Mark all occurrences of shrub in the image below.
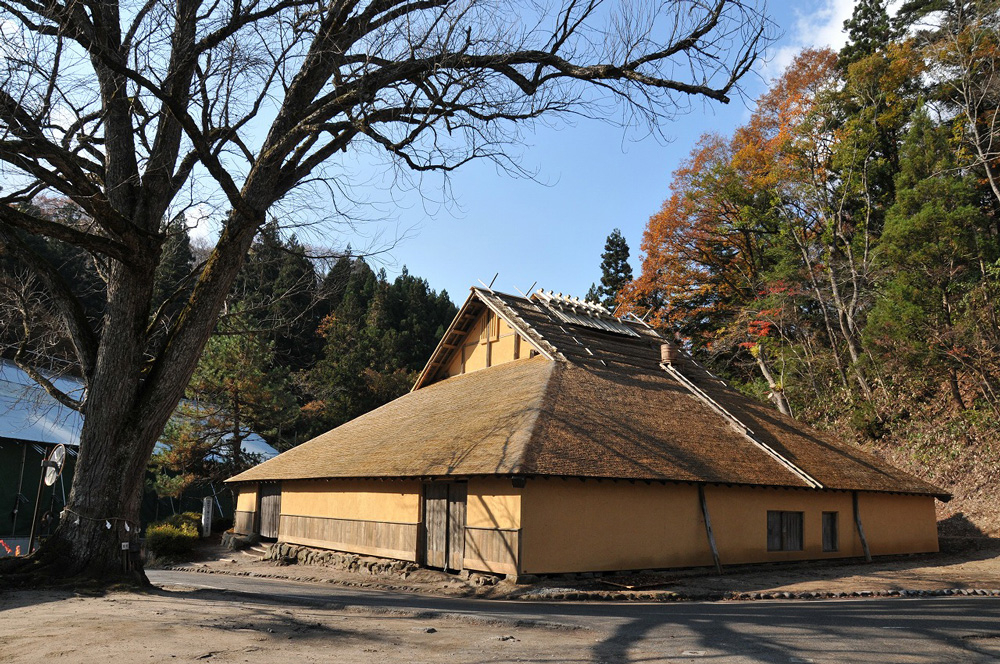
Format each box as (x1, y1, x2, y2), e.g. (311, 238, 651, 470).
(162, 511, 203, 535)
(146, 519, 199, 559)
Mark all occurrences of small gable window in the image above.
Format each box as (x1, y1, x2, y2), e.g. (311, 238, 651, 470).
(767, 511, 803, 551)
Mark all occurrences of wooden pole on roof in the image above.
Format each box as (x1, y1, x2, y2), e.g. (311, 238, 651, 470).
(698, 484, 723, 574)
(852, 491, 873, 563)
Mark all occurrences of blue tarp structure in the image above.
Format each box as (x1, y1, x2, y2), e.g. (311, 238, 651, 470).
(0, 360, 277, 548)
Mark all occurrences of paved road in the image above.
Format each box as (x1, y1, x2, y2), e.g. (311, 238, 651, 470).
(149, 570, 1000, 663)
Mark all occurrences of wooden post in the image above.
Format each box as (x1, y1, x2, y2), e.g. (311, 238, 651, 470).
(852, 491, 872, 563)
(11, 444, 26, 537)
(698, 484, 722, 574)
(27, 455, 48, 554)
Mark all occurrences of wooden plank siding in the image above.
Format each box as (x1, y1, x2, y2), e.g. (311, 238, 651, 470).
(279, 514, 419, 561)
(463, 526, 520, 575)
(447, 483, 467, 571)
(234, 510, 255, 535)
(424, 483, 449, 568)
(259, 483, 282, 538)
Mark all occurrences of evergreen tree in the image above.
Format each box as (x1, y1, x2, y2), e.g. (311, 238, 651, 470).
(151, 221, 195, 325)
(866, 106, 989, 410)
(231, 221, 322, 372)
(303, 261, 456, 436)
(593, 229, 633, 311)
(838, 0, 894, 71)
(150, 313, 297, 497)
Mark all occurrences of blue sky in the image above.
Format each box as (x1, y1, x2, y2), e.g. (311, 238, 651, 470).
(333, 0, 859, 305)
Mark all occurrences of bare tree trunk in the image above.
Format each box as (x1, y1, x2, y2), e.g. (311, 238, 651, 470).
(825, 245, 874, 401)
(754, 345, 793, 417)
(948, 368, 967, 412)
(24, 258, 159, 581)
(788, 216, 851, 390)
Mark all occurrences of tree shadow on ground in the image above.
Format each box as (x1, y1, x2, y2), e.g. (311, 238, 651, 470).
(590, 597, 1000, 663)
(939, 512, 991, 538)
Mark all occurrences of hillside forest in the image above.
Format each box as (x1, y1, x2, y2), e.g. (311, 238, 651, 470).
(620, 0, 1000, 536)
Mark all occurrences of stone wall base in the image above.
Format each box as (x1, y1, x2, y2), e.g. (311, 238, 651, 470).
(265, 542, 419, 577)
(221, 530, 259, 550)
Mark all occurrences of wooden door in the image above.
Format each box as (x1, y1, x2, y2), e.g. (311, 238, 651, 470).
(258, 483, 282, 539)
(447, 483, 467, 571)
(424, 483, 449, 568)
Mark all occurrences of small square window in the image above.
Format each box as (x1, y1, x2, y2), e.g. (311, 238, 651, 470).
(767, 511, 804, 551)
(823, 512, 839, 552)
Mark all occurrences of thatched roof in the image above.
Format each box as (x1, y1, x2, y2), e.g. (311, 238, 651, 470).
(228, 289, 948, 499)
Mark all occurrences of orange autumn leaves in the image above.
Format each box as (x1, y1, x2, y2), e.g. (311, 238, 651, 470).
(620, 50, 838, 335)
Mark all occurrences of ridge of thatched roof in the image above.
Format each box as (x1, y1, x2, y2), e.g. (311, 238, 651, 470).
(228, 288, 949, 500)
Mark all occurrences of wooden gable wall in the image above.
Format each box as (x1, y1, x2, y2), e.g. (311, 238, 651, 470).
(443, 308, 538, 380)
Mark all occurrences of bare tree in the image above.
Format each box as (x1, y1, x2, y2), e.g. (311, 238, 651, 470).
(919, 0, 1000, 209)
(0, 0, 772, 583)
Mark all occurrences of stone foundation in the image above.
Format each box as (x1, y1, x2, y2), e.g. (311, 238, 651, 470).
(264, 542, 419, 576)
(221, 530, 259, 550)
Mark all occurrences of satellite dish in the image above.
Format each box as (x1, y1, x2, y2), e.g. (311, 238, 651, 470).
(43, 444, 66, 486)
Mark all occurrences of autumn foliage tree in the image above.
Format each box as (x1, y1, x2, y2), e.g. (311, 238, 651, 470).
(624, 5, 1000, 453)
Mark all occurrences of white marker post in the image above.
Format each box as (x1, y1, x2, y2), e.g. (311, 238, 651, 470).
(201, 497, 213, 538)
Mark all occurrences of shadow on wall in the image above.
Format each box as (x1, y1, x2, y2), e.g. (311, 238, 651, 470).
(463, 491, 518, 574)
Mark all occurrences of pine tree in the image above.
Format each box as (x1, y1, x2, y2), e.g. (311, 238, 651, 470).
(594, 229, 633, 311)
(150, 314, 297, 496)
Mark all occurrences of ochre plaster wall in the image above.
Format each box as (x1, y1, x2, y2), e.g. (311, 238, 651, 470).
(858, 492, 939, 555)
(519, 480, 710, 574)
(464, 478, 523, 575)
(235, 484, 258, 512)
(519, 480, 940, 573)
(280, 479, 421, 523)
(706, 486, 857, 563)
(233, 484, 259, 534)
(444, 310, 536, 379)
(274, 479, 422, 561)
(467, 478, 521, 529)
(242, 476, 937, 573)
(704, 487, 938, 564)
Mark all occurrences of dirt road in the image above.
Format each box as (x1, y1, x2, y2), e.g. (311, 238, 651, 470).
(3, 569, 1000, 663)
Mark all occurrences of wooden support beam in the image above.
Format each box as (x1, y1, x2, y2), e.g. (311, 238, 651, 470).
(852, 491, 872, 563)
(698, 484, 723, 574)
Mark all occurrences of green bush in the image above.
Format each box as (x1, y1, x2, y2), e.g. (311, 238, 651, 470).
(162, 511, 203, 535)
(146, 519, 199, 559)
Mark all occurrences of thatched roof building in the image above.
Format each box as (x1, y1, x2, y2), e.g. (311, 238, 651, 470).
(228, 288, 946, 575)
